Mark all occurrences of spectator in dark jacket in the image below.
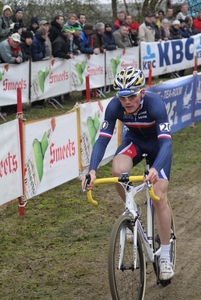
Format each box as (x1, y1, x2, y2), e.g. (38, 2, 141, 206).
(80, 23, 100, 55)
(11, 7, 26, 34)
(52, 25, 74, 59)
(31, 27, 47, 61)
(39, 20, 52, 57)
(92, 22, 106, 53)
(103, 23, 117, 50)
(27, 16, 39, 34)
(49, 15, 64, 44)
(170, 20, 183, 77)
(128, 22, 139, 46)
(20, 30, 33, 61)
(185, 16, 199, 36)
(179, 19, 191, 38)
(152, 14, 162, 41)
(169, 20, 182, 40)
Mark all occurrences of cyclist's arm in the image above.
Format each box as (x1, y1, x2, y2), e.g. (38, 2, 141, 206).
(82, 98, 120, 190)
(147, 93, 172, 172)
(84, 137, 113, 190)
(89, 136, 112, 171)
(88, 97, 121, 177)
(89, 99, 120, 171)
(152, 138, 172, 173)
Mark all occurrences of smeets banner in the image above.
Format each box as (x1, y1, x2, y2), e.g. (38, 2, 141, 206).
(0, 119, 23, 205)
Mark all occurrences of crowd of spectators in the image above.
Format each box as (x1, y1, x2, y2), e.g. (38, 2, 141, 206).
(1, 3, 201, 114)
(0, 4, 201, 63)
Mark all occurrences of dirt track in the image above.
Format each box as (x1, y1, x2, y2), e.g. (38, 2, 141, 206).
(145, 170, 201, 300)
(73, 169, 201, 300)
(0, 166, 201, 300)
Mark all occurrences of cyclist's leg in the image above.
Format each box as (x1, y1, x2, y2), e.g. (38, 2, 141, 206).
(152, 179, 171, 246)
(147, 142, 172, 248)
(152, 178, 174, 280)
(145, 142, 174, 280)
(112, 154, 133, 201)
(112, 139, 142, 201)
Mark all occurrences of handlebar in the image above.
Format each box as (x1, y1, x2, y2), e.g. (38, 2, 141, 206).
(84, 174, 160, 206)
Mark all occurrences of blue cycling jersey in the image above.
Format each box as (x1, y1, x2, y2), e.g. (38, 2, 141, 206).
(89, 91, 172, 177)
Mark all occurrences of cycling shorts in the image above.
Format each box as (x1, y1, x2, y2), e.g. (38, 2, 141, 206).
(114, 136, 171, 180)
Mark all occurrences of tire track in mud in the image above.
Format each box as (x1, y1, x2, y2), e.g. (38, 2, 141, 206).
(145, 182, 201, 300)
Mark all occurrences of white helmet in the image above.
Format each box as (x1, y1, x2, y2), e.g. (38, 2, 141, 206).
(113, 66, 145, 97)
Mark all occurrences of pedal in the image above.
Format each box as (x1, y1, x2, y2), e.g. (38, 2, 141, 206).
(160, 279, 171, 287)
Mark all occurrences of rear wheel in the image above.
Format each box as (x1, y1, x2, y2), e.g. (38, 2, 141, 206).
(108, 214, 146, 300)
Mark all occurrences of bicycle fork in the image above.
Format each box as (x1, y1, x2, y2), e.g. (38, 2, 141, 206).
(118, 227, 126, 270)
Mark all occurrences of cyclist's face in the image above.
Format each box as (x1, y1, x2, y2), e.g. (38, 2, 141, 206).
(119, 89, 145, 113)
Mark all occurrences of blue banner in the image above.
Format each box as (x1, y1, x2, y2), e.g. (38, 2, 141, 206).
(122, 74, 201, 138)
(147, 75, 197, 133)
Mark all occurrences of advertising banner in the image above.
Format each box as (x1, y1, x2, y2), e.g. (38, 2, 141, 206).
(30, 58, 71, 102)
(140, 34, 201, 77)
(147, 75, 201, 133)
(1, 73, 201, 207)
(193, 72, 201, 122)
(79, 99, 119, 176)
(105, 47, 139, 85)
(24, 113, 79, 199)
(0, 119, 22, 205)
(70, 53, 105, 91)
(0, 62, 29, 106)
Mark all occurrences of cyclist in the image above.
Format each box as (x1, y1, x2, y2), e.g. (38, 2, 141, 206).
(82, 66, 174, 281)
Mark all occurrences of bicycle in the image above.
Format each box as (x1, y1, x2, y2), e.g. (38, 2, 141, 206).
(83, 155, 176, 300)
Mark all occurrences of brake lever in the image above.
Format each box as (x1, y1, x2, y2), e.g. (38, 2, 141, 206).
(82, 174, 91, 193)
(144, 170, 152, 189)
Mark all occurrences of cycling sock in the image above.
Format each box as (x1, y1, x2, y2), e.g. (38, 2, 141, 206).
(160, 244, 170, 262)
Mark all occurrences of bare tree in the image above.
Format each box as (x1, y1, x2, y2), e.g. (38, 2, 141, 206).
(1, 0, 167, 26)
(110, 0, 167, 23)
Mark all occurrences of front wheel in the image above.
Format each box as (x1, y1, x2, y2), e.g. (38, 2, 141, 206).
(108, 214, 146, 300)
